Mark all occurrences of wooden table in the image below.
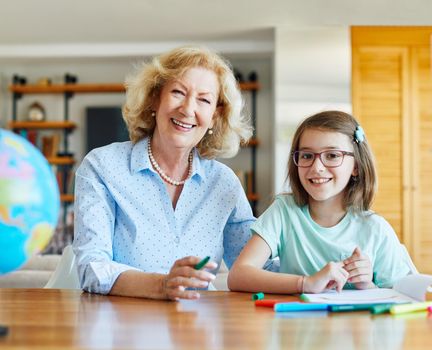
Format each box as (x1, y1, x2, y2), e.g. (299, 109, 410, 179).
(0, 289, 431, 349)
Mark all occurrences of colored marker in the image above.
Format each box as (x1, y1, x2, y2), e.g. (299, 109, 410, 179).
(329, 303, 396, 313)
(274, 302, 328, 312)
(255, 299, 281, 307)
(370, 303, 397, 315)
(194, 256, 210, 270)
(428, 306, 432, 313)
(252, 292, 265, 301)
(390, 301, 432, 315)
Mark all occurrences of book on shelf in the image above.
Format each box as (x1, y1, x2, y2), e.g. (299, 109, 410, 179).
(301, 274, 432, 305)
(18, 129, 28, 139)
(66, 169, 76, 195)
(42, 134, 60, 157)
(18, 129, 38, 147)
(54, 166, 65, 193)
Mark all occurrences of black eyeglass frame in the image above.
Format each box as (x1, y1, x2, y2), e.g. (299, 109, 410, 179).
(292, 150, 355, 168)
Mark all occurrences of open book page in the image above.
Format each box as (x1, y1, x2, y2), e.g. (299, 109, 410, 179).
(393, 274, 432, 302)
(301, 288, 416, 305)
(301, 274, 432, 304)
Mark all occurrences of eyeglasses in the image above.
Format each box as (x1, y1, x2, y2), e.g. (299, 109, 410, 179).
(292, 150, 354, 168)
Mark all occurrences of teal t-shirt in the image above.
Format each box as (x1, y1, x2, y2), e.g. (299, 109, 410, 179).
(250, 194, 415, 288)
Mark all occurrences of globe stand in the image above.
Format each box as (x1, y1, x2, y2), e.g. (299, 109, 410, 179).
(0, 325, 8, 337)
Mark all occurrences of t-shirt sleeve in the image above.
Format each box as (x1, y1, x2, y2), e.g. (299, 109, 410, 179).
(372, 217, 417, 288)
(250, 197, 286, 259)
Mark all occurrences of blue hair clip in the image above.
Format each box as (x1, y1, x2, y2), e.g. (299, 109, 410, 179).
(354, 125, 365, 144)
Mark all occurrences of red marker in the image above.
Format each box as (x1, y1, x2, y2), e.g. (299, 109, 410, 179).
(255, 299, 281, 307)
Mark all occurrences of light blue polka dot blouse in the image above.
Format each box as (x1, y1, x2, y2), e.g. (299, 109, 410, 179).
(72, 137, 255, 294)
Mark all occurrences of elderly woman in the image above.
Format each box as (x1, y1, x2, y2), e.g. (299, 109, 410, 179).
(73, 46, 254, 300)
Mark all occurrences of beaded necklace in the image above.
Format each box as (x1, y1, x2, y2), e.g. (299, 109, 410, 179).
(148, 139, 193, 186)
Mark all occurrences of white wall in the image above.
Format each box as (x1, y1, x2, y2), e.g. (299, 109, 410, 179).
(273, 26, 352, 193)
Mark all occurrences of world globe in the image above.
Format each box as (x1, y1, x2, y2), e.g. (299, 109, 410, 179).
(0, 129, 60, 275)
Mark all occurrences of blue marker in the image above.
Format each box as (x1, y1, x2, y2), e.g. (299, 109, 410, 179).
(274, 302, 328, 312)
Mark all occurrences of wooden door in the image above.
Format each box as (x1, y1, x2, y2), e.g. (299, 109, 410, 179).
(352, 47, 409, 243)
(352, 27, 432, 273)
(411, 47, 432, 273)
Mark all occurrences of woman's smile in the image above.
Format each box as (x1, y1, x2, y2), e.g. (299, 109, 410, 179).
(171, 118, 196, 130)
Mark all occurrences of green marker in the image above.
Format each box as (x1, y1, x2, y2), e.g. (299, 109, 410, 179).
(370, 303, 397, 315)
(252, 292, 265, 301)
(330, 303, 395, 313)
(194, 256, 210, 270)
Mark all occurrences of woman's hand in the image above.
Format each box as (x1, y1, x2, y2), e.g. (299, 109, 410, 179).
(303, 261, 349, 293)
(343, 247, 375, 290)
(163, 256, 217, 300)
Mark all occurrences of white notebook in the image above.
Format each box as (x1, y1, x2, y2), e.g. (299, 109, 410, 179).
(301, 274, 432, 305)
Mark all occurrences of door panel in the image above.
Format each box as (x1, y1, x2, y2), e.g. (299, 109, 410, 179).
(413, 47, 432, 273)
(353, 48, 406, 241)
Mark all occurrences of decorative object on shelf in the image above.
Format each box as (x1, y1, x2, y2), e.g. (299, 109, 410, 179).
(248, 71, 258, 82)
(12, 74, 26, 85)
(28, 101, 46, 122)
(41, 134, 60, 157)
(64, 73, 78, 84)
(233, 68, 244, 83)
(36, 77, 52, 86)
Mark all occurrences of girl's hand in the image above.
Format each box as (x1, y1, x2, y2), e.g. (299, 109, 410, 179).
(343, 247, 375, 290)
(304, 261, 349, 293)
(162, 256, 217, 300)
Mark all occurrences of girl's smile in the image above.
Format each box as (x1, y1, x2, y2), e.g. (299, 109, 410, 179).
(308, 177, 332, 184)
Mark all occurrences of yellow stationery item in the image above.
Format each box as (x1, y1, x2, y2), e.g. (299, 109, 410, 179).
(390, 301, 432, 315)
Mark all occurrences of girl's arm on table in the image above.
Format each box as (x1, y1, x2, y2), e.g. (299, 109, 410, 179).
(228, 234, 349, 294)
(227, 235, 303, 294)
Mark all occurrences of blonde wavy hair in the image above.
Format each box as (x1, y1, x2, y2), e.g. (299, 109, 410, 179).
(122, 46, 252, 159)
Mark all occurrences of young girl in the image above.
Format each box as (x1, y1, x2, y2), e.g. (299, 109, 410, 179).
(228, 111, 416, 294)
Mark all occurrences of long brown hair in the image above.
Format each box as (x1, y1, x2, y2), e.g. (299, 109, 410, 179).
(287, 110, 377, 212)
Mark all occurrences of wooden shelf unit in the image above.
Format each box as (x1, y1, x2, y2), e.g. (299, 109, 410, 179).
(246, 193, 260, 202)
(9, 81, 257, 94)
(237, 80, 260, 212)
(238, 81, 260, 91)
(60, 194, 74, 203)
(9, 121, 76, 130)
(46, 157, 75, 166)
(242, 137, 260, 147)
(9, 83, 125, 94)
(7, 77, 126, 206)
